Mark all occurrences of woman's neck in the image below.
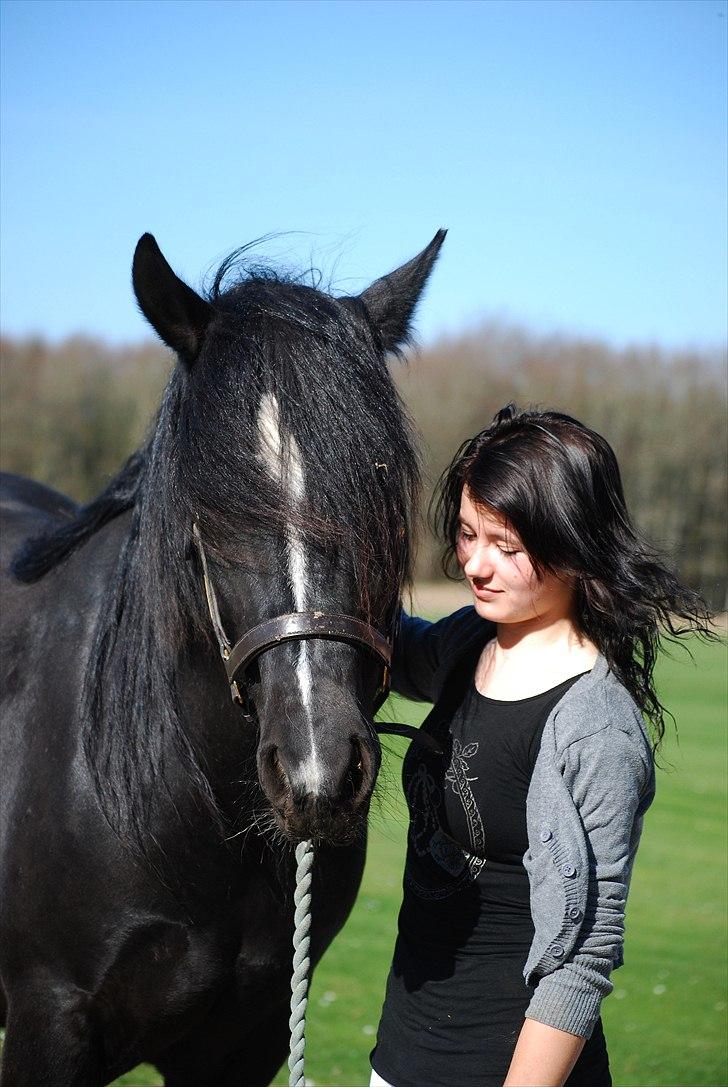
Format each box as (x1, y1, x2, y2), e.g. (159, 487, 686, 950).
(494, 611, 588, 652)
(475, 615, 598, 700)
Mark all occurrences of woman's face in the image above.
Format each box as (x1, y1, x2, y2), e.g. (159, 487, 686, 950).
(456, 488, 575, 626)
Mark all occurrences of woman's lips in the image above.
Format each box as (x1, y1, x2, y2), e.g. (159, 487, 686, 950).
(471, 581, 503, 597)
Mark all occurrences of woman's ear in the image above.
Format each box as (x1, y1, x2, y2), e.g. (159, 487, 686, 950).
(132, 233, 214, 367)
(359, 229, 446, 354)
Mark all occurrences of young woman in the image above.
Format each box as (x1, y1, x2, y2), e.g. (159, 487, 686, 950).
(369, 405, 714, 1087)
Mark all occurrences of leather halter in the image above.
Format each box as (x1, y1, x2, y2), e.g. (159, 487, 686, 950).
(192, 523, 391, 717)
(191, 524, 440, 752)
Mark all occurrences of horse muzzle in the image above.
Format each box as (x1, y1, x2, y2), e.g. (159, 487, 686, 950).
(258, 733, 378, 844)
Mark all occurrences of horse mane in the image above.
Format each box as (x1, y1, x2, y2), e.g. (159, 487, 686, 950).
(12, 448, 149, 582)
(14, 251, 421, 861)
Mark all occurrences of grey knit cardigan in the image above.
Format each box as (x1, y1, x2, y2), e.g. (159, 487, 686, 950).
(392, 607, 656, 1040)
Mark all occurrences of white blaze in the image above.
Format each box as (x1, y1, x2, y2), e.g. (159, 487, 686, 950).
(257, 393, 320, 792)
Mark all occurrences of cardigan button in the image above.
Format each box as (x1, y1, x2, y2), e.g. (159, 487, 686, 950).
(539, 827, 553, 843)
(550, 943, 565, 957)
(561, 863, 577, 878)
(568, 907, 582, 922)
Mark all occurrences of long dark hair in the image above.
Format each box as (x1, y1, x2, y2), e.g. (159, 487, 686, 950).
(433, 403, 717, 752)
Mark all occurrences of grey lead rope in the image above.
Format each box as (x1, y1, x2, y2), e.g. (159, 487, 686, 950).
(288, 839, 314, 1087)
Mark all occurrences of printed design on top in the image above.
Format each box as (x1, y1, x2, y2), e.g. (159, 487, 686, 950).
(404, 737, 487, 900)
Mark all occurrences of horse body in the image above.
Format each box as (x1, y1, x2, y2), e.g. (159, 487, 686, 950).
(1, 477, 369, 1085)
(0, 231, 444, 1085)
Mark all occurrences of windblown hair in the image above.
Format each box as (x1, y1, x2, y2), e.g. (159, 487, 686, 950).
(13, 254, 420, 854)
(433, 403, 716, 752)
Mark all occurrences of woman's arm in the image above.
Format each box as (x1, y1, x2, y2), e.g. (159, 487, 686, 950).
(523, 722, 652, 1038)
(392, 605, 494, 704)
(392, 606, 487, 702)
(391, 612, 440, 702)
(503, 1019, 585, 1087)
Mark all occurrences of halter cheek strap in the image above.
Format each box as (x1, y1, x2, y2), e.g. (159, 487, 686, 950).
(193, 521, 234, 661)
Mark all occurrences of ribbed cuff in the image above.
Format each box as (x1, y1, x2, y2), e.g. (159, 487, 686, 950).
(525, 971, 609, 1039)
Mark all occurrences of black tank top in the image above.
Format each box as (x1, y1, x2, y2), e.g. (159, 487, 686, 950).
(372, 669, 611, 1087)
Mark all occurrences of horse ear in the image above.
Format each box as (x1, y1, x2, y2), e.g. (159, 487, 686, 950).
(359, 229, 447, 353)
(132, 234, 214, 366)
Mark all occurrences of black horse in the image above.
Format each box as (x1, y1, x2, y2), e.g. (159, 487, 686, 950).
(0, 230, 444, 1086)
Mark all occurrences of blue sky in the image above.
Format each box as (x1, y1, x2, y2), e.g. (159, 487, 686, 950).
(1, 0, 726, 349)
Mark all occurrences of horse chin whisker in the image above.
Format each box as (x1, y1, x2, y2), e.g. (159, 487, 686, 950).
(223, 802, 280, 850)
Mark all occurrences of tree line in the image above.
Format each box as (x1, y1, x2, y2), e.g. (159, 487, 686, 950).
(1, 325, 725, 609)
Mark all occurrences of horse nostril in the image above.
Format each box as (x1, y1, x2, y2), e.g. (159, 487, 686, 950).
(261, 744, 289, 800)
(345, 738, 367, 801)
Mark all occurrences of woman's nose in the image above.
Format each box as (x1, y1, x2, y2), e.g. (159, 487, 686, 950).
(463, 545, 493, 579)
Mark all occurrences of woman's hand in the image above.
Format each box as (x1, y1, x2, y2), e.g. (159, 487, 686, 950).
(503, 1018, 586, 1087)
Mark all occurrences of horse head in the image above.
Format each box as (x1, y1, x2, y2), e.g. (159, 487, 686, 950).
(130, 230, 445, 845)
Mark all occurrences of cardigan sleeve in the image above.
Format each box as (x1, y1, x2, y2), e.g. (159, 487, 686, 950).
(524, 719, 654, 1038)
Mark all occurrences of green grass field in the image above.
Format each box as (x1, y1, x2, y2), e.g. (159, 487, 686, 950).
(105, 637, 727, 1086)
